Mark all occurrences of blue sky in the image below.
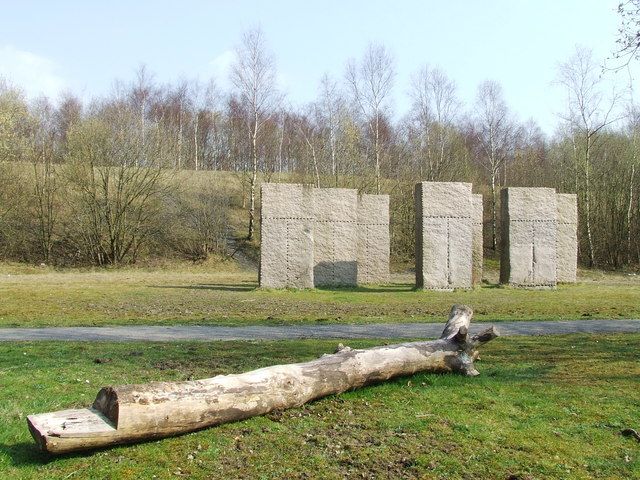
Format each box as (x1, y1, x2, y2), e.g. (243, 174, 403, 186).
(0, 1, 635, 134)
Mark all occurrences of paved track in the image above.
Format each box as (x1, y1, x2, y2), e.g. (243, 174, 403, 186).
(1, 319, 639, 341)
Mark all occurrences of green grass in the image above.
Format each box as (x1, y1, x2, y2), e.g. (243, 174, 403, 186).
(0, 265, 639, 327)
(1, 335, 638, 479)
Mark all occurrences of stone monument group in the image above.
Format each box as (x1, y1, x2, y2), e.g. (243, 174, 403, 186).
(259, 182, 577, 290)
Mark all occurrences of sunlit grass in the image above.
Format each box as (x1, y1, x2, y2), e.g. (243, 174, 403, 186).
(0, 335, 638, 479)
(0, 264, 638, 327)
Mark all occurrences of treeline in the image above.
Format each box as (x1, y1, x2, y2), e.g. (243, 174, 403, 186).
(0, 30, 638, 269)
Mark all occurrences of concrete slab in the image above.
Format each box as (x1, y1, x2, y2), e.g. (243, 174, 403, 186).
(357, 194, 390, 284)
(556, 193, 578, 283)
(500, 187, 557, 287)
(415, 182, 473, 290)
(259, 183, 315, 289)
(313, 188, 358, 287)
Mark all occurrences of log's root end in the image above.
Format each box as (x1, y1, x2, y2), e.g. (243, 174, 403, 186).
(442, 306, 500, 377)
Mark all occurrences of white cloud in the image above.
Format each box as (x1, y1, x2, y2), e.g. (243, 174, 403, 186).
(276, 72, 290, 92)
(0, 45, 66, 99)
(207, 50, 235, 88)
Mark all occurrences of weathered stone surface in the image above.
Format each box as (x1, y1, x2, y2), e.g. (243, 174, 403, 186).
(313, 188, 358, 287)
(415, 182, 473, 290)
(556, 193, 578, 283)
(500, 187, 557, 287)
(357, 194, 390, 284)
(472, 194, 484, 286)
(259, 183, 315, 289)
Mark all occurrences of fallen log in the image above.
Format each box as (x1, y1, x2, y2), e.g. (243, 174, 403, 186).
(27, 304, 498, 454)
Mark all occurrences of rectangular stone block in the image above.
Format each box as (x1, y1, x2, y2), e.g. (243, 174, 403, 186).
(415, 182, 473, 290)
(259, 183, 315, 288)
(500, 187, 557, 287)
(357, 194, 390, 284)
(313, 188, 358, 287)
(472, 194, 483, 286)
(556, 193, 577, 283)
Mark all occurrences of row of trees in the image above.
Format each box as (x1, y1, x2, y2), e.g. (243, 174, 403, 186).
(0, 80, 231, 265)
(0, 28, 639, 269)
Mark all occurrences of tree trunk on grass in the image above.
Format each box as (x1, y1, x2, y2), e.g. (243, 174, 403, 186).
(27, 305, 498, 454)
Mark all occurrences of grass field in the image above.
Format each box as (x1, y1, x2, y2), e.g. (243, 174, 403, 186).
(0, 335, 638, 479)
(0, 262, 639, 327)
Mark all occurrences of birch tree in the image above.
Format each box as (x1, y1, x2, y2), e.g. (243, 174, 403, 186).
(230, 27, 281, 240)
(31, 97, 59, 262)
(345, 43, 395, 194)
(408, 66, 463, 181)
(625, 104, 639, 264)
(557, 46, 624, 266)
(472, 80, 518, 252)
(318, 73, 344, 186)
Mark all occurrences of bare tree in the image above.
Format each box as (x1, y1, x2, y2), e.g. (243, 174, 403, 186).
(0, 83, 31, 244)
(625, 104, 640, 264)
(471, 80, 518, 252)
(54, 93, 82, 150)
(230, 27, 281, 240)
(557, 46, 625, 266)
(188, 80, 219, 172)
(408, 65, 463, 181)
(318, 73, 344, 186)
(65, 104, 170, 266)
(295, 106, 323, 187)
(611, 0, 640, 68)
(345, 43, 395, 194)
(31, 97, 59, 262)
(128, 65, 156, 162)
(199, 79, 223, 170)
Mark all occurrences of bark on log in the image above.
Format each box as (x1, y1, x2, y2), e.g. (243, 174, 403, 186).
(27, 305, 498, 454)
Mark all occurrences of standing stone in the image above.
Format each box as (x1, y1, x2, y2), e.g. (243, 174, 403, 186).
(313, 188, 358, 287)
(259, 183, 315, 289)
(415, 182, 473, 290)
(556, 193, 578, 283)
(472, 194, 484, 286)
(500, 187, 557, 287)
(357, 194, 390, 285)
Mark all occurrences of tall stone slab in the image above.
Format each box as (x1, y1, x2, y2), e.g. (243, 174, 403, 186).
(500, 187, 557, 288)
(313, 188, 358, 287)
(357, 194, 390, 285)
(259, 183, 315, 289)
(472, 194, 484, 286)
(415, 182, 473, 290)
(556, 193, 578, 283)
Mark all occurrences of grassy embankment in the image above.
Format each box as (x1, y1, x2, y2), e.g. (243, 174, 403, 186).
(0, 335, 638, 479)
(0, 261, 638, 327)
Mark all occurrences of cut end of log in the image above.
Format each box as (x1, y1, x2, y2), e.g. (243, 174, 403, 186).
(27, 408, 117, 454)
(453, 325, 469, 343)
(93, 387, 120, 426)
(26, 415, 47, 452)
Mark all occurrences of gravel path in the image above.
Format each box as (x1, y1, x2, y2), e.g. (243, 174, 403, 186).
(1, 319, 639, 342)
